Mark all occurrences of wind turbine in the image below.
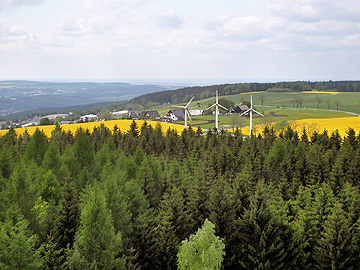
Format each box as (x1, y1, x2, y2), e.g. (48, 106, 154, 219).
(206, 90, 229, 130)
(173, 96, 194, 129)
(239, 95, 264, 137)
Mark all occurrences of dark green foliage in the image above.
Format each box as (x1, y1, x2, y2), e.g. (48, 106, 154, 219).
(315, 203, 358, 269)
(236, 181, 304, 270)
(53, 181, 80, 267)
(39, 117, 53, 126)
(38, 234, 63, 270)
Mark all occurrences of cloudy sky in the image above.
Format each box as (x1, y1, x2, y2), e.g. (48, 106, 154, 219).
(0, 0, 359, 83)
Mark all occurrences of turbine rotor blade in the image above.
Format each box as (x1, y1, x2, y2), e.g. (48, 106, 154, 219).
(206, 104, 216, 111)
(173, 105, 185, 108)
(239, 109, 251, 117)
(250, 108, 264, 117)
(185, 96, 195, 108)
(218, 104, 229, 111)
(186, 109, 192, 121)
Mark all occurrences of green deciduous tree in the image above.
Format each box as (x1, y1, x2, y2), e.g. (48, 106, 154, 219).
(177, 219, 225, 270)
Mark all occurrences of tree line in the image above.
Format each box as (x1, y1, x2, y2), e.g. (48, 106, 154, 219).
(1, 122, 360, 269)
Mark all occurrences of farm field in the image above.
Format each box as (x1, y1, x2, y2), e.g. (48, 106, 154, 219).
(0, 120, 184, 138)
(241, 116, 360, 138)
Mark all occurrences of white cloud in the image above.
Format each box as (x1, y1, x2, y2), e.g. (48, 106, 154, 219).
(266, 0, 360, 22)
(0, 0, 45, 12)
(1, 0, 360, 80)
(149, 8, 183, 28)
(65, 0, 155, 13)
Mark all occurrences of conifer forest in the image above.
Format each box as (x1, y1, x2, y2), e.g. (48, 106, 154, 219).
(2, 121, 360, 269)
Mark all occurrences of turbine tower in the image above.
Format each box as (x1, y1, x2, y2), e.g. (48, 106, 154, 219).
(173, 96, 194, 129)
(239, 95, 264, 137)
(206, 90, 229, 130)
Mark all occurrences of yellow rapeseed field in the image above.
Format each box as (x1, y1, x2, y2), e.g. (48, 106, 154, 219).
(0, 120, 184, 138)
(301, 91, 341, 95)
(245, 116, 360, 138)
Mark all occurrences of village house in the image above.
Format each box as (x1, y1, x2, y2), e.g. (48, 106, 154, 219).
(143, 111, 160, 119)
(129, 111, 140, 120)
(230, 105, 249, 114)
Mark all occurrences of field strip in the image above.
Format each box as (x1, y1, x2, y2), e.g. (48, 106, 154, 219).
(241, 116, 360, 138)
(0, 120, 184, 138)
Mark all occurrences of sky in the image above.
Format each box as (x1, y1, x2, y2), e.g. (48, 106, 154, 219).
(0, 0, 359, 83)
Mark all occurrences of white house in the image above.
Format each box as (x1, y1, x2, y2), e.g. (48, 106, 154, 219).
(111, 110, 129, 117)
(80, 114, 98, 122)
(189, 109, 204, 116)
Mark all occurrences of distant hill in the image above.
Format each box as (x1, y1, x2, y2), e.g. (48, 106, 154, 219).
(0, 80, 177, 118)
(0, 100, 126, 121)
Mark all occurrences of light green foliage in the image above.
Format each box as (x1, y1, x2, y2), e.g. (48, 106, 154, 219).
(0, 219, 42, 269)
(177, 219, 225, 270)
(42, 142, 61, 173)
(24, 128, 48, 166)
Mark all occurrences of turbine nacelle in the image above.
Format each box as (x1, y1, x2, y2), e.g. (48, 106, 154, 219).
(238, 95, 264, 137)
(173, 96, 195, 129)
(205, 90, 229, 130)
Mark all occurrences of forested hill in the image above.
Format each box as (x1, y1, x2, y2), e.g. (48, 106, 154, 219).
(131, 80, 360, 105)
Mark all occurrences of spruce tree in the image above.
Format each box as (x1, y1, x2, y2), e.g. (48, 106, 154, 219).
(315, 203, 357, 269)
(155, 186, 190, 270)
(42, 142, 61, 175)
(237, 181, 303, 270)
(24, 128, 48, 166)
(54, 181, 80, 258)
(69, 184, 125, 269)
